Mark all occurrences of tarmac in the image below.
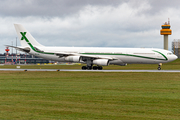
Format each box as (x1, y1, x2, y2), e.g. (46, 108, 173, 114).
(0, 69, 180, 72)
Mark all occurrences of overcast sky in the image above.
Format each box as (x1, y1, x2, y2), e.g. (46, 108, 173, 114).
(1, 0, 180, 53)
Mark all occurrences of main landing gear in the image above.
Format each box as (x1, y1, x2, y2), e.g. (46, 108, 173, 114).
(82, 66, 103, 70)
(157, 63, 162, 70)
(81, 58, 103, 70)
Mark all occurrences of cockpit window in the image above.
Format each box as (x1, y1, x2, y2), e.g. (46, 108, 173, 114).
(167, 53, 173, 55)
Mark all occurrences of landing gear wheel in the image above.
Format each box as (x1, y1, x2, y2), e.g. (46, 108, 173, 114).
(157, 63, 162, 70)
(157, 67, 161, 70)
(93, 66, 98, 70)
(82, 66, 87, 70)
(87, 66, 92, 70)
(97, 66, 103, 70)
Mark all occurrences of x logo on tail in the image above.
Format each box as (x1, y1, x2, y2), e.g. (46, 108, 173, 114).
(20, 32, 29, 42)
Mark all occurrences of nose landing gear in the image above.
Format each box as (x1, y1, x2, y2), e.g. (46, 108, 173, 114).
(157, 63, 162, 70)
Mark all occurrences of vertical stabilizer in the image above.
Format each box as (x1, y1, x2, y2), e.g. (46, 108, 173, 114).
(14, 24, 44, 47)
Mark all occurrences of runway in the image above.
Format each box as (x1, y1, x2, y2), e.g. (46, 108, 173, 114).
(0, 69, 180, 72)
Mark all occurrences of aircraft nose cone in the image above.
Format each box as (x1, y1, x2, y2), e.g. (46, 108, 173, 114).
(174, 55, 178, 60)
(169, 55, 178, 61)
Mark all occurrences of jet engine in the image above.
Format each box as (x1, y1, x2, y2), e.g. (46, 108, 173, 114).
(65, 56, 80, 62)
(93, 59, 109, 66)
(109, 60, 127, 66)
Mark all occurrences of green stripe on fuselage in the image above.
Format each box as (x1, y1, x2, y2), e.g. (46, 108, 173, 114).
(81, 52, 167, 61)
(152, 50, 168, 60)
(28, 42, 54, 55)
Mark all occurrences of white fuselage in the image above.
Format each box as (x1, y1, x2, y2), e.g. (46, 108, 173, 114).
(28, 46, 177, 65)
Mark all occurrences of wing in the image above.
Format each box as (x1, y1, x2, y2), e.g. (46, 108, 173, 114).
(53, 51, 116, 60)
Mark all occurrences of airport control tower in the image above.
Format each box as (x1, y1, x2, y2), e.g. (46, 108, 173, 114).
(160, 19, 172, 50)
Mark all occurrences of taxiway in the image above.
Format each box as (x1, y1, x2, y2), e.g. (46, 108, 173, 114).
(0, 69, 180, 72)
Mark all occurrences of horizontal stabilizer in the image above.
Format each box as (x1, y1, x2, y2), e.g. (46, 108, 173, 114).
(5, 45, 30, 53)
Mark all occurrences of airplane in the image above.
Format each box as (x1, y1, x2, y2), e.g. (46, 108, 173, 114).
(6, 24, 177, 70)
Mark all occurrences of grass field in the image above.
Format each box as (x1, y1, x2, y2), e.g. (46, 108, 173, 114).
(0, 71, 180, 120)
(0, 59, 180, 119)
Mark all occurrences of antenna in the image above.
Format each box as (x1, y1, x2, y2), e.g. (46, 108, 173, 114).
(12, 41, 13, 54)
(16, 37, 17, 55)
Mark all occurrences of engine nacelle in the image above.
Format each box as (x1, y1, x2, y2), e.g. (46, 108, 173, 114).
(118, 63, 127, 66)
(93, 59, 109, 66)
(109, 60, 127, 66)
(65, 56, 80, 62)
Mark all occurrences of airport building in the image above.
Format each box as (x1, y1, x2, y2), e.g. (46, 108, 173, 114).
(0, 53, 49, 64)
(172, 39, 180, 58)
(0, 46, 50, 64)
